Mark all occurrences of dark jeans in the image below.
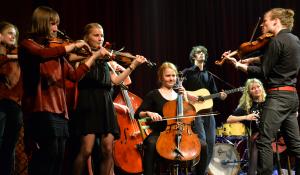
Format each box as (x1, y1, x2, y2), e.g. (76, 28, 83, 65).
(193, 115, 216, 175)
(0, 99, 23, 175)
(25, 112, 68, 175)
(256, 91, 300, 175)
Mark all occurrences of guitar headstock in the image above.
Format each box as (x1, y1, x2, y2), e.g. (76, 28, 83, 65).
(238, 86, 245, 92)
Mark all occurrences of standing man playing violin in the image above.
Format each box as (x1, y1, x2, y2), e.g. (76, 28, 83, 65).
(18, 6, 111, 175)
(224, 8, 300, 175)
(0, 21, 22, 175)
(182, 45, 227, 175)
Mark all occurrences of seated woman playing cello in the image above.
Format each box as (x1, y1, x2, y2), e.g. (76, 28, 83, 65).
(135, 62, 188, 175)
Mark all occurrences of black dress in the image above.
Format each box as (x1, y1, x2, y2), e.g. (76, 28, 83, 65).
(72, 60, 120, 139)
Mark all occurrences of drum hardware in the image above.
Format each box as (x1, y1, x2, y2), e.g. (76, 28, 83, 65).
(221, 159, 248, 165)
(224, 137, 234, 145)
(208, 143, 241, 175)
(210, 134, 250, 175)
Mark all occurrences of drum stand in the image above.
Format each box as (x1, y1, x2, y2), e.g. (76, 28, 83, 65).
(163, 162, 189, 175)
(240, 136, 250, 173)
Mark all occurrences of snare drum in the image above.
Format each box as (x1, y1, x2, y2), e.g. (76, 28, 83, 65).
(222, 122, 246, 137)
(216, 126, 224, 137)
(208, 143, 240, 175)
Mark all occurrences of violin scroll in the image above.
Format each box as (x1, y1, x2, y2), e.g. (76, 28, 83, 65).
(215, 33, 273, 66)
(215, 50, 238, 66)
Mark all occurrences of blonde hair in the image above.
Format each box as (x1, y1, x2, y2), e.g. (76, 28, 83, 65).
(267, 8, 295, 31)
(0, 21, 19, 46)
(30, 6, 60, 37)
(83, 23, 103, 42)
(238, 78, 266, 113)
(157, 62, 178, 84)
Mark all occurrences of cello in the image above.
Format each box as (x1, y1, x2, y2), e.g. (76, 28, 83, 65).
(156, 74, 201, 175)
(111, 63, 145, 174)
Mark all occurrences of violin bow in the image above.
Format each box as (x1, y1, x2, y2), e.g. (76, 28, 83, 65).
(249, 17, 261, 42)
(139, 112, 220, 123)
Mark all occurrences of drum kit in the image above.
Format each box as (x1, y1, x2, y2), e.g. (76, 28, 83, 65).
(209, 122, 249, 175)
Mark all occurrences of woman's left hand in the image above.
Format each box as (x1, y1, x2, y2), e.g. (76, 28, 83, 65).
(219, 91, 227, 100)
(130, 55, 147, 69)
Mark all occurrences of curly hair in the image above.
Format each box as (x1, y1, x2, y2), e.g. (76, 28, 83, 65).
(189, 45, 208, 64)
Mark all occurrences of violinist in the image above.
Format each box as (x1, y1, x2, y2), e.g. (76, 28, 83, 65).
(135, 62, 188, 175)
(71, 23, 146, 175)
(0, 21, 22, 175)
(18, 6, 111, 175)
(224, 8, 300, 175)
(182, 45, 227, 175)
(226, 78, 266, 175)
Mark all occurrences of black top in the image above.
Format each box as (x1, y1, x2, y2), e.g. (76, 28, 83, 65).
(78, 60, 112, 89)
(232, 101, 264, 133)
(182, 65, 218, 93)
(135, 89, 169, 132)
(262, 29, 300, 88)
(248, 29, 300, 88)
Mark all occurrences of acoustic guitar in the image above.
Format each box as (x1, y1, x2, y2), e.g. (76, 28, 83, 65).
(187, 87, 244, 112)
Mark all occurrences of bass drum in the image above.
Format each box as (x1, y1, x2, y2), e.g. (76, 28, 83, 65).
(208, 143, 240, 175)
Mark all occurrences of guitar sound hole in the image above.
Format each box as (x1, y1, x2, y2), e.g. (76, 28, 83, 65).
(198, 96, 204, 102)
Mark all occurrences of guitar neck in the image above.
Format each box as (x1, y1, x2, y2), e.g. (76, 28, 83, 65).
(203, 87, 243, 100)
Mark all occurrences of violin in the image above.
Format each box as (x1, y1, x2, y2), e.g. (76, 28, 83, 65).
(215, 33, 273, 66)
(103, 42, 156, 68)
(48, 30, 92, 57)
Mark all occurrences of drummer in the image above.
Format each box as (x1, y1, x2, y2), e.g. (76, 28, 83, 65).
(226, 78, 266, 175)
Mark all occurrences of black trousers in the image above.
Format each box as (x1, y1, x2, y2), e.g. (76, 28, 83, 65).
(256, 91, 300, 175)
(25, 112, 68, 175)
(142, 132, 160, 175)
(0, 99, 22, 175)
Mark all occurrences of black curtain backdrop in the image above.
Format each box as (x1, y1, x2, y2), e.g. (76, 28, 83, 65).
(1, 0, 300, 126)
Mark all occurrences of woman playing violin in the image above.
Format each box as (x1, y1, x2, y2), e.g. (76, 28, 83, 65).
(0, 21, 22, 175)
(71, 23, 147, 175)
(135, 62, 188, 175)
(18, 6, 111, 175)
